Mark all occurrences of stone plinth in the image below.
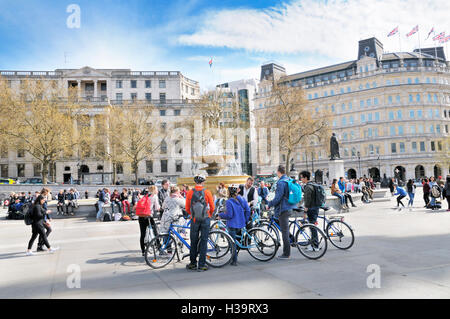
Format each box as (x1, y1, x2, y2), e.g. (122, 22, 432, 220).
(328, 160, 345, 182)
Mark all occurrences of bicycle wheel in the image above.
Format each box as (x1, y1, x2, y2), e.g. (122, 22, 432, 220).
(210, 220, 227, 232)
(246, 228, 278, 262)
(257, 221, 280, 245)
(144, 234, 177, 269)
(205, 230, 235, 268)
(295, 224, 327, 260)
(326, 220, 354, 250)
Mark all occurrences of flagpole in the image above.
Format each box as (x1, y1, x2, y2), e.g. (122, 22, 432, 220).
(398, 29, 402, 52)
(417, 26, 421, 55)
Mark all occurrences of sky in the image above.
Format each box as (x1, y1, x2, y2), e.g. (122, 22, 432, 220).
(0, 0, 449, 90)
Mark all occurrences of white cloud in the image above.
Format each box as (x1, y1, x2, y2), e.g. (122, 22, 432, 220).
(178, 0, 450, 60)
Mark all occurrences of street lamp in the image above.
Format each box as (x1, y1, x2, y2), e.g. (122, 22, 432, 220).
(377, 155, 381, 182)
(357, 151, 361, 178)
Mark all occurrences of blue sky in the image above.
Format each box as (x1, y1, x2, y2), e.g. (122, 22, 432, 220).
(0, 0, 448, 89)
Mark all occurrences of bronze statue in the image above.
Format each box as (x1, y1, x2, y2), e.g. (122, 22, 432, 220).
(330, 133, 340, 160)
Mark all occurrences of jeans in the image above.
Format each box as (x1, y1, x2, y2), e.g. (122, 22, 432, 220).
(306, 207, 319, 248)
(332, 193, 345, 205)
(189, 217, 210, 267)
(278, 210, 291, 257)
(407, 192, 415, 206)
(111, 201, 122, 214)
(122, 200, 131, 214)
(96, 201, 105, 219)
(227, 227, 239, 263)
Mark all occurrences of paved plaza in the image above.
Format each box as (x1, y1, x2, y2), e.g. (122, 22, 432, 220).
(0, 188, 449, 299)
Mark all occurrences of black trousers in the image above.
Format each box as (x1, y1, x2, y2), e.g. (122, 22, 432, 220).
(38, 223, 52, 248)
(28, 222, 50, 250)
(139, 217, 158, 253)
(424, 193, 431, 206)
(446, 196, 450, 210)
(343, 193, 354, 206)
(278, 210, 291, 257)
(397, 195, 406, 207)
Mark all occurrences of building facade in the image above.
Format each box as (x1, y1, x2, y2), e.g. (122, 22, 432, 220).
(0, 66, 201, 184)
(254, 38, 450, 183)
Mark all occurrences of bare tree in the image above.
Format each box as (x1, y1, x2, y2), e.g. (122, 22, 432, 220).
(258, 82, 331, 169)
(0, 77, 91, 183)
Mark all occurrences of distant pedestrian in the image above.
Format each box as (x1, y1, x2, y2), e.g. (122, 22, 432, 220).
(406, 179, 416, 210)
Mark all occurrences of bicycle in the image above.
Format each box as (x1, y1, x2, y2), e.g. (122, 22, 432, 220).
(256, 207, 328, 260)
(145, 218, 235, 269)
(316, 206, 355, 250)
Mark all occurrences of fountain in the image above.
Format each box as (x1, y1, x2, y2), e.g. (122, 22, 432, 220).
(177, 138, 250, 193)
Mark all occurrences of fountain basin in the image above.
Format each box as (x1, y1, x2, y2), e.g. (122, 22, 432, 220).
(177, 175, 250, 194)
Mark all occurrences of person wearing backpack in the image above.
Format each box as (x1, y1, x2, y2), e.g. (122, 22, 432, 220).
(265, 165, 298, 260)
(26, 195, 59, 256)
(423, 178, 431, 207)
(137, 186, 160, 256)
(185, 175, 215, 271)
(429, 177, 440, 210)
(218, 184, 251, 266)
(300, 171, 323, 252)
(96, 188, 107, 222)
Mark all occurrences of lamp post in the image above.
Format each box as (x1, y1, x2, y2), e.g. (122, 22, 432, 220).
(311, 152, 315, 178)
(357, 151, 361, 178)
(377, 155, 381, 182)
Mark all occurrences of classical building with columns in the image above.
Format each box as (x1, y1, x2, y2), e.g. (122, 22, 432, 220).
(0, 66, 201, 184)
(253, 38, 450, 183)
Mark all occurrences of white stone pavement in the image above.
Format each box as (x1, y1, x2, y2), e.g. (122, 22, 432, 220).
(0, 188, 449, 299)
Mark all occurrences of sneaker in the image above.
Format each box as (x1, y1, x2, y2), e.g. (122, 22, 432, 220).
(230, 261, 238, 266)
(351, 204, 357, 207)
(36, 246, 46, 252)
(277, 254, 290, 260)
(186, 263, 197, 271)
(197, 265, 208, 272)
(49, 247, 60, 253)
(304, 245, 320, 252)
(26, 251, 34, 256)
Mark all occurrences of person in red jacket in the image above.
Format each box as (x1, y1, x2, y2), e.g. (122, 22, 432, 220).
(185, 175, 214, 271)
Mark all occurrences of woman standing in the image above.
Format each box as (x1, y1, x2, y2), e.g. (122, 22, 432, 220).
(406, 179, 416, 210)
(138, 185, 160, 256)
(26, 195, 59, 256)
(423, 178, 431, 207)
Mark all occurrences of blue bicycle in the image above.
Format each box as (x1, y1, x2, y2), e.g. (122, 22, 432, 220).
(145, 219, 235, 269)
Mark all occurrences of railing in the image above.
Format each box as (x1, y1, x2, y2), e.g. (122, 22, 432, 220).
(0, 70, 63, 77)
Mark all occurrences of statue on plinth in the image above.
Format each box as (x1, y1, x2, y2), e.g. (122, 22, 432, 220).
(330, 133, 340, 160)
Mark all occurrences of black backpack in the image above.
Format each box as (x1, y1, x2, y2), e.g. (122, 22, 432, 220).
(103, 211, 112, 222)
(309, 183, 326, 207)
(190, 189, 208, 223)
(23, 204, 33, 225)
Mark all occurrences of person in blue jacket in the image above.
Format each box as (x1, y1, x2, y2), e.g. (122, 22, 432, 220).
(393, 184, 407, 210)
(218, 184, 250, 266)
(266, 165, 297, 259)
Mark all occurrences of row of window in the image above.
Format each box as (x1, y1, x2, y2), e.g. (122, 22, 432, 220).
(0, 163, 41, 178)
(115, 92, 166, 101)
(391, 141, 443, 154)
(116, 80, 165, 89)
(307, 76, 447, 100)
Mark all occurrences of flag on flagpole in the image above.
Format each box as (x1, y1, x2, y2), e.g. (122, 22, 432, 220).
(387, 26, 398, 37)
(433, 32, 445, 41)
(406, 25, 419, 37)
(209, 58, 213, 68)
(426, 27, 435, 40)
(439, 35, 450, 43)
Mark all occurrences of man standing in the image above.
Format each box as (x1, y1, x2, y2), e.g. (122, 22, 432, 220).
(258, 181, 269, 206)
(96, 188, 106, 222)
(185, 175, 215, 271)
(239, 177, 258, 209)
(266, 165, 297, 259)
(300, 171, 320, 252)
(158, 179, 170, 218)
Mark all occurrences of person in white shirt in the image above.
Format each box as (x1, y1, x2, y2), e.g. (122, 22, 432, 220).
(239, 177, 259, 209)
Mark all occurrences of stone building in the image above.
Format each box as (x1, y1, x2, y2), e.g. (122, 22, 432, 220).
(0, 67, 201, 184)
(253, 38, 450, 183)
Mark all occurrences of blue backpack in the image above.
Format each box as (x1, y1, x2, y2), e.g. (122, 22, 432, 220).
(285, 179, 302, 205)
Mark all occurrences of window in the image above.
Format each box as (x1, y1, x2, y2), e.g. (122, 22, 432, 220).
(145, 80, 151, 88)
(410, 126, 416, 134)
(308, 94, 312, 100)
(347, 87, 351, 93)
(33, 163, 41, 177)
(324, 91, 328, 97)
(160, 160, 168, 173)
(433, 94, 438, 102)
(131, 93, 137, 101)
(131, 80, 137, 88)
(408, 78, 412, 84)
(390, 126, 396, 136)
(436, 124, 441, 134)
(418, 125, 424, 134)
(388, 96, 393, 104)
(360, 114, 366, 123)
(438, 141, 443, 151)
(388, 111, 394, 120)
(176, 160, 182, 173)
(375, 112, 380, 121)
(368, 113, 373, 121)
(341, 103, 345, 111)
(341, 117, 347, 126)
(416, 94, 421, 102)
(0, 164, 8, 178)
(17, 149, 25, 158)
(159, 80, 166, 88)
(417, 110, 423, 118)
(430, 125, 434, 133)
(116, 163, 123, 174)
(420, 141, 425, 152)
(340, 88, 344, 94)
(100, 83, 107, 91)
(397, 110, 402, 119)
(331, 105, 335, 112)
(398, 126, 404, 135)
(435, 109, 440, 118)
(360, 100, 364, 108)
(145, 93, 151, 101)
(409, 110, 415, 118)
(367, 99, 372, 107)
(391, 143, 397, 153)
(116, 80, 122, 88)
(314, 93, 318, 99)
(17, 164, 25, 177)
(399, 142, 405, 153)
(160, 110, 166, 116)
(415, 77, 419, 84)
(160, 141, 167, 154)
(372, 82, 377, 88)
(396, 95, 401, 103)
(409, 94, 413, 103)
(348, 102, 352, 110)
(349, 116, 354, 125)
(116, 93, 123, 101)
(431, 141, 436, 151)
(146, 161, 153, 173)
(159, 93, 166, 102)
(412, 142, 417, 152)
(174, 109, 181, 116)
(160, 122, 167, 132)
(330, 90, 335, 96)
(374, 97, 379, 106)
(386, 80, 392, 86)
(428, 93, 432, 102)
(428, 109, 433, 118)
